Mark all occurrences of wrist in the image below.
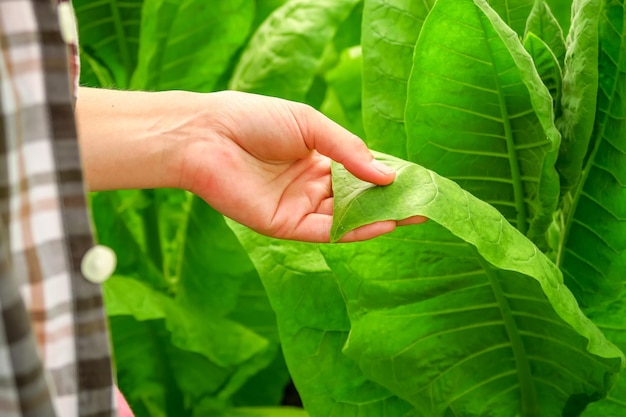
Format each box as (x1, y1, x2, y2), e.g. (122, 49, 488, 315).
(76, 88, 209, 192)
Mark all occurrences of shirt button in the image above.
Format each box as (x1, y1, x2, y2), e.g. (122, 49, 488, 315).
(81, 245, 117, 284)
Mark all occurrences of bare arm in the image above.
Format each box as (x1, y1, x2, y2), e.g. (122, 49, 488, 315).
(75, 87, 425, 242)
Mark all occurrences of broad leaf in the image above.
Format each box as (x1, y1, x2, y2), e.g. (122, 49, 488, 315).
(361, 0, 435, 156)
(104, 275, 276, 414)
(73, 0, 143, 87)
(320, 46, 366, 138)
(559, 0, 626, 310)
(252, 0, 290, 28)
(229, 223, 420, 417)
(79, 48, 116, 88)
(91, 190, 168, 291)
(488, 0, 535, 35)
(546, 0, 573, 33)
(583, 291, 626, 415)
(525, 0, 567, 67)
(216, 406, 309, 417)
(175, 197, 257, 316)
(109, 316, 182, 417)
(131, 0, 254, 91)
(229, 0, 359, 101)
(333, 1, 363, 52)
(555, 0, 601, 195)
(405, 0, 560, 247)
(328, 152, 623, 416)
(523, 32, 563, 116)
(94, 190, 286, 414)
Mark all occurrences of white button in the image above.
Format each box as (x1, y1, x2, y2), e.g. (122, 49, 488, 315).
(57, 2, 78, 45)
(81, 245, 117, 284)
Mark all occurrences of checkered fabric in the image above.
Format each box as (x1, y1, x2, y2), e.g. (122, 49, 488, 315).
(0, 0, 115, 416)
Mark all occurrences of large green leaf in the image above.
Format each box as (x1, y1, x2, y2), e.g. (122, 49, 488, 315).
(555, 0, 601, 195)
(229, 223, 420, 417)
(405, 0, 560, 247)
(73, 0, 143, 87)
(130, 0, 254, 91)
(558, 0, 626, 310)
(328, 152, 623, 416)
(109, 316, 183, 417)
(229, 0, 358, 101)
(104, 274, 276, 415)
(488, 0, 535, 35)
(79, 48, 116, 88)
(583, 292, 626, 415)
(523, 33, 563, 118)
(175, 197, 256, 316)
(216, 407, 309, 417)
(93, 188, 287, 414)
(525, 0, 567, 67)
(91, 190, 168, 291)
(546, 0, 573, 33)
(360, 0, 435, 156)
(320, 46, 365, 138)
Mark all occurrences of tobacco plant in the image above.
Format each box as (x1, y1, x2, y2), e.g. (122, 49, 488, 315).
(75, 0, 626, 416)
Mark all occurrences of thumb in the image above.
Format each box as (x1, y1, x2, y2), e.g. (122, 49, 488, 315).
(297, 105, 395, 185)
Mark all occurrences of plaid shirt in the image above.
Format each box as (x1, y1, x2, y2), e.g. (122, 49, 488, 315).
(0, 1, 116, 416)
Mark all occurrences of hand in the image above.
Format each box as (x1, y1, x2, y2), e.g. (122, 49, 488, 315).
(76, 88, 425, 242)
(179, 91, 426, 242)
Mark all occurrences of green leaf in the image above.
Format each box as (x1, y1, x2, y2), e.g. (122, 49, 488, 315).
(110, 316, 184, 417)
(333, 1, 363, 52)
(228, 223, 420, 417)
(525, 0, 567, 67)
(546, 0, 573, 33)
(105, 276, 269, 367)
(73, 0, 143, 87)
(488, 0, 535, 36)
(217, 406, 310, 417)
(583, 288, 626, 415)
(328, 151, 623, 416)
(231, 347, 291, 407)
(320, 46, 365, 138)
(229, 0, 358, 101)
(90, 190, 168, 291)
(405, 0, 560, 247)
(523, 32, 563, 116)
(78, 48, 116, 88)
(555, 0, 601, 195)
(558, 0, 626, 310)
(252, 0, 290, 28)
(361, 0, 435, 156)
(104, 275, 275, 413)
(95, 188, 286, 413)
(131, 0, 254, 91)
(175, 197, 257, 316)
(153, 189, 192, 289)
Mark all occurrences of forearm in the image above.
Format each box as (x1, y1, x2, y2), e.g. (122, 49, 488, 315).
(75, 87, 197, 191)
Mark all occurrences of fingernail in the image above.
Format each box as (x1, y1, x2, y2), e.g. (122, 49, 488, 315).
(371, 159, 395, 175)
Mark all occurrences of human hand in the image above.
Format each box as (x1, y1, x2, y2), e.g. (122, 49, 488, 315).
(179, 91, 426, 242)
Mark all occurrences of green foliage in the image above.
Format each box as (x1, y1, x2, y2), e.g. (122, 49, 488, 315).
(76, 0, 626, 416)
(229, 0, 358, 101)
(329, 152, 622, 415)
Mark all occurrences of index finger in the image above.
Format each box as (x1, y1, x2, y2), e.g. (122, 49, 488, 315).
(294, 105, 396, 186)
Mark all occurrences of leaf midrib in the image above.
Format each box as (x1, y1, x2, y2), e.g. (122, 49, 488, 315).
(478, 9, 529, 234)
(478, 256, 539, 416)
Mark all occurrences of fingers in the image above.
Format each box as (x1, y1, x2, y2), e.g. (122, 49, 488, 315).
(292, 104, 395, 186)
(277, 214, 427, 243)
(397, 215, 429, 226)
(337, 221, 397, 243)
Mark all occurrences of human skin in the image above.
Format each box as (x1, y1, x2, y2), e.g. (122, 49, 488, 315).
(75, 88, 426, 242)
